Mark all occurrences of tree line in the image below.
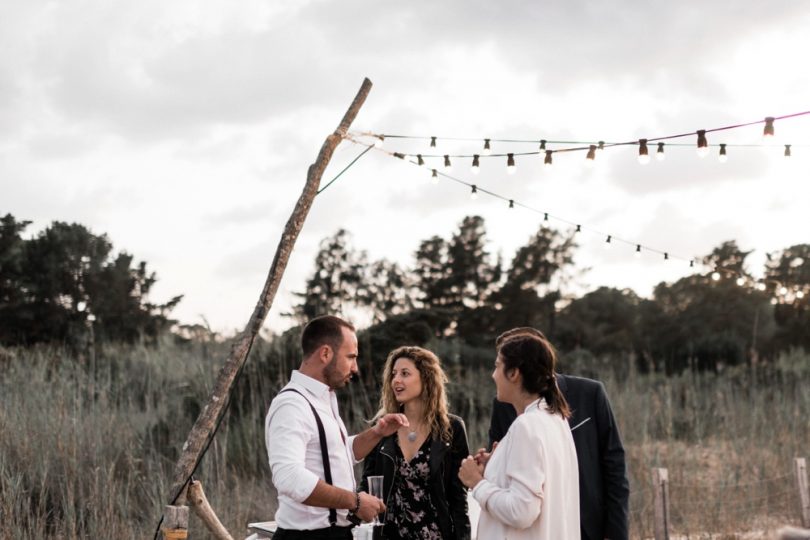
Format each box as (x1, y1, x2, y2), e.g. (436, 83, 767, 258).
(0, 214, 181, 346)
(291, 216, 810, 374)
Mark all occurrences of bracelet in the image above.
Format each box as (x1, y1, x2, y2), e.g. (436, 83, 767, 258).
(351, 492, 361, 514)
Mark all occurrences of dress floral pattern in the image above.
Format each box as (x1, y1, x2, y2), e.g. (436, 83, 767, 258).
(384, 438, 443, 539)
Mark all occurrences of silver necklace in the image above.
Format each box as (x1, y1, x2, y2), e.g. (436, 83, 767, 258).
(407, 430, 417, 442)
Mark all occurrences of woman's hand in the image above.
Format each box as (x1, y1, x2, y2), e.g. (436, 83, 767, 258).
(372, 413, 409, 437)
(473, 441, 497, 469)
(458, 456, 484, 489)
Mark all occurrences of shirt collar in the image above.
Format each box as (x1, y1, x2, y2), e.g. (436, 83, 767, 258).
(524, 397, 549, 413)
(290, 370, 332, 402)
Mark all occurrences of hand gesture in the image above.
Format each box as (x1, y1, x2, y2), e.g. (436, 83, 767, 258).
(372, 413, 409, 437)
(356, 491, 386, 522)
(458, 455, 484, 489)
(473, 441, 497, 469)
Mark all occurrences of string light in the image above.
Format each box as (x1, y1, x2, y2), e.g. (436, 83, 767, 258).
(797, 290, 806, 299)
(507, 153, 516, 174)
(539, 140, 547, 151)
(756, 282, 767, 291)
(638, 139, 650, 164)
(656, 142, 666, 161)
(374, 135, 385, 148)
(598, 141, 605, 150)
(763, 117, 775, 137)
(471, 154, 480, 174)
(544, 212, 549, 222)
(690, 259, 695, 268)
(779, 285, 788, 295)
(430, 136, 437, 148)
(784, 144, 792, 158)
(431, 168, 439, 184)
(483, 139, 491, 155)
(635, 244, 642, 258)
(544, 150, 553, 167)
(509, 199, 514, 208)
(696, 130, 709, 158)
(712, 269, 721, 281)
(417, 154, 425, 166)
(718, 143, 728, 163)
(443, 155, 452, 170)
(605, 235, 612, 249)
(585, 145, 597, 163)
(664, 252, 669, 260)
(576, 224, 581, 233)
(470, 185, 478, 200)
(736, 277, 746, 286)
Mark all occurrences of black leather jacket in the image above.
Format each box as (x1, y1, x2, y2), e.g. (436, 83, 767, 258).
(360, 414, 471, 540)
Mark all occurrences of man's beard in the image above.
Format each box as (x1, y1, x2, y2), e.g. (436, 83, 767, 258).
(324, 357, 350, 390)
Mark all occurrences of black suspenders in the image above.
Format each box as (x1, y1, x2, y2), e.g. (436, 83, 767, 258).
(279, 388, 339, 526)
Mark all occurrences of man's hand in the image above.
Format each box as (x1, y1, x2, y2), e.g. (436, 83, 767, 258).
(355, 491, 385, 522)
(473, 441, 497, 469)
(372, 413, 409, 437)
(458, 456, 484, 489)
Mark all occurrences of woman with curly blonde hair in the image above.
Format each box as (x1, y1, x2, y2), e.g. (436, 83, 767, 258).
(361, 346, 470, 539)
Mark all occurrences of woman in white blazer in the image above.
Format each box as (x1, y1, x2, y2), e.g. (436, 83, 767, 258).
(458, 333, 580, 540)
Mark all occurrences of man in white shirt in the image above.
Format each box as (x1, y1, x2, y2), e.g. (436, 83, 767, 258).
(266, 315, 408, 539)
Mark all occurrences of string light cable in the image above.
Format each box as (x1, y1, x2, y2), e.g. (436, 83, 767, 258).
(343, 134, 810, 303)
(351, 109, 810, 164)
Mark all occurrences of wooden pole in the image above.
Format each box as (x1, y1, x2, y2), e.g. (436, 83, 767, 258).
(796, 457, 810, 528)
(161, 78, 373, 512)
(652, 467, 670, 540)
(162, 505, 188, 540)
(187, 480, 234, 540)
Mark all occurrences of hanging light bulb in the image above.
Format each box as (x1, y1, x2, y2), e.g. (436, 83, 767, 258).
(470, 185, 478, 200)
(763, 117, 775, 138)
(471, 154, 480, 174)
(664, 253, 669, 260)
(417, 154, 425, 166)
(756, 282, 767, 292)
(507, 153, 516, 174)
(539, 140, 547, 151)
(604, 235, 612, 249)
(779, 285, 788, 295)
(374, 135, 385, 148)
(509, 199, 514, 209)
(696, 130, 709, 157)
(544, 150, 553, 167)
(585, 145, 597, 167)
(784, 144, 792, 158)
(431, 169, 439, 184)
(430, 136, 437, 148)
(718, 143, 728, 163)
(712, 270, 721, 281)
(575, 224, 581, 233)
(483, 139, 491, 156)
(736, 277, 746, 286)
(656, 142, 666, 161)
(635, 244, 642, 258)
(770, 297, 778, 305)
(598, 141, 605, 150)
(638, 139, 650, 164)
(797, 290, 805, 299)
(443, 155, 452, 170)
(543, 212, 549, 222)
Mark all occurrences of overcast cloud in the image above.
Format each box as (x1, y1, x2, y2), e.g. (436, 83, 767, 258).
(2, 0, 809, 333)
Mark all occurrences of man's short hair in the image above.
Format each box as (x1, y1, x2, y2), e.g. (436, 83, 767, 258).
(495, 327, 547, 348)
(301, 315, 355, 358)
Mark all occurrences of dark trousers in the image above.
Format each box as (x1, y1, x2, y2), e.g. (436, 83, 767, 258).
(273, 525, 354, 540)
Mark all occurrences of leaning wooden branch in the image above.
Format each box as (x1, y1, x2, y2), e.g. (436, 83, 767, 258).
(187, 480, 234, 540)
(162, 77, 373, 519)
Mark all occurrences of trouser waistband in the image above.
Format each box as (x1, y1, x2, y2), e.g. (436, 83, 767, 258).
(273, 525, 354, 539)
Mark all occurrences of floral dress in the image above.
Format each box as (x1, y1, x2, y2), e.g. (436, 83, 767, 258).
(383, 438, 443, 540)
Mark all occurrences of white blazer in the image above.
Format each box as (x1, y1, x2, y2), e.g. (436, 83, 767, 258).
(471, 398, 580, 540)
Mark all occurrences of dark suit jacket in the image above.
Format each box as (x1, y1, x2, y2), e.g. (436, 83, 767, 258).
(488, 374, 629, 540)
(361, 415, 471, 540)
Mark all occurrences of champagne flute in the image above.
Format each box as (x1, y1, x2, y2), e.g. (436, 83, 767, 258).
(366, 475, 384, 526)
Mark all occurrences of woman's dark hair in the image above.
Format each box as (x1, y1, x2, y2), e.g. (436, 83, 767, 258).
(497, 334, 571, 419)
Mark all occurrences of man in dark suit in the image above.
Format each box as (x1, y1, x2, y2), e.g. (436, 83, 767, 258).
(487, 328, 629, 540)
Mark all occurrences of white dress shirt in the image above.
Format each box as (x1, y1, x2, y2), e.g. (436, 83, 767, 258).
(472, 398, 580, 540)
(266, 371, 358, 530)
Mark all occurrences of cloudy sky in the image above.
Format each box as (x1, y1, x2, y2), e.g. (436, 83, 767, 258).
(3, 0, 809, 334)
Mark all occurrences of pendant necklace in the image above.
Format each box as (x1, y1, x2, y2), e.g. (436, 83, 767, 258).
(407, 430, 417, 442)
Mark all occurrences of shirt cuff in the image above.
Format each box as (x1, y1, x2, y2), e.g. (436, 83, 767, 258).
(287, 468, 321, 503)
(472, 479, 496, 510)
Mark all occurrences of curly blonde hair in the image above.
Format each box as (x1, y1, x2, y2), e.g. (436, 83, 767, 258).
(375, 346, 452, 443)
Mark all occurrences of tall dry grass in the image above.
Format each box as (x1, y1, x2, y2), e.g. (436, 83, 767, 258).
(1, 340, 808, 539)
